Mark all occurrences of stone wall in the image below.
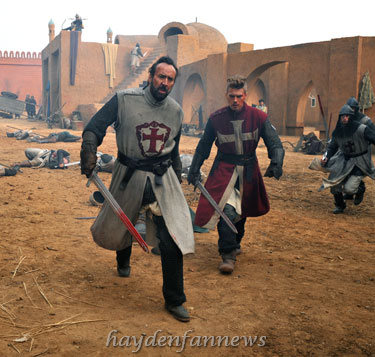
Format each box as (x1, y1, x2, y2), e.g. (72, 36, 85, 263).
(0, 51, 42, 107)
(177, 36, 375, 136)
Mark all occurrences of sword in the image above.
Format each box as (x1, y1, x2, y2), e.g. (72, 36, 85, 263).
(195, 181, 238, 234)
(64, 161, 81, 167)
(86, 171, 149, 253)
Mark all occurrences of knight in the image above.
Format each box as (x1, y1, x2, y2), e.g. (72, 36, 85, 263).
(80, 56, 194, 322)
(188, 75, 284, 274)
(320, 104, 375, 213)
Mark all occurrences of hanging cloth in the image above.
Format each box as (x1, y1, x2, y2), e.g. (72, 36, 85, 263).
(359, 71, 375, 111)
(102, 43, 118, 88)
(70, 31, 79, 85)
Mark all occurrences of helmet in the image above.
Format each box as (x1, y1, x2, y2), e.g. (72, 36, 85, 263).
(89, 191, 105, 206)
(100, 154, 112, 164)
(339, 104, 354, 117)
(346, 96, 359, 110)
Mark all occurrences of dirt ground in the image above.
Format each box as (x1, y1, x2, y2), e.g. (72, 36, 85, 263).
(0, 118, 374, 357)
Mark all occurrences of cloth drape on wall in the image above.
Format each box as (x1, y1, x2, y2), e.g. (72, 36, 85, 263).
(102, 43, 118, 88)
(359, 71, 375, 111)
(70, 31, 79, 85)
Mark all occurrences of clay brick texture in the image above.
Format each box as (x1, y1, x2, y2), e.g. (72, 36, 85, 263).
(0, 51, 42, 106)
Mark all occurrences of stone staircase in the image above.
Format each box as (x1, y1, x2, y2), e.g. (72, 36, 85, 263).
(100, 45, 166, 104)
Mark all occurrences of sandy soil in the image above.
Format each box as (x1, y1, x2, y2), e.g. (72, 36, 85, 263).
(0, 118, 374, 356)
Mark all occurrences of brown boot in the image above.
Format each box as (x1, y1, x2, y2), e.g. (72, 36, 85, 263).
(219, 251, 236, 274)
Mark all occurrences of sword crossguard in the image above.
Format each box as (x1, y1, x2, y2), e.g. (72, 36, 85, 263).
(86, 166, 100, 188)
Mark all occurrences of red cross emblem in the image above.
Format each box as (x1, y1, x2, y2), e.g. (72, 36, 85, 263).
(136, 121, 171, 156)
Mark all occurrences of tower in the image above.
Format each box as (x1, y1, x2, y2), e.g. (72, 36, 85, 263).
(107, 27, 113, 44)
(48, 19, 55, 42)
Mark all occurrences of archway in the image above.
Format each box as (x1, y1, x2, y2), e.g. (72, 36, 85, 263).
(296, 80, 320, 131)
(163, 27, 183, 42)
(158, 22, 188, 45)
(246, 79, 266, 108)
(182, 73, 205, 126)
(245, 61, 286, 110)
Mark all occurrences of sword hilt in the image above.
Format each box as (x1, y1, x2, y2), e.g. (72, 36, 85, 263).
(86, 166, 99, 188)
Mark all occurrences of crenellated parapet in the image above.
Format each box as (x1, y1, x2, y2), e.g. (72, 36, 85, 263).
(0, 51, 41, 59)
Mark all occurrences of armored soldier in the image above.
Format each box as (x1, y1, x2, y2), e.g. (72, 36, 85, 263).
(13, 148, 70, 169)
(188, 75, 284, 274)
(80, 56, 194, 322)
(320, 104, 375, 213)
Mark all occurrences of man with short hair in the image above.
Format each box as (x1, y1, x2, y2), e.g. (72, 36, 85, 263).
(320, 104, 375, 213)
(80, 56, 194, 322)
(188, 75, 284, 274)
(256, 99, 268, 113)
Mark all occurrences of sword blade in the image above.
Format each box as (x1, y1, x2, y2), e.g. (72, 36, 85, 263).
(64, 161, 81, 167)
(196, 181, 238, 234)
(87, 172, 149, 253)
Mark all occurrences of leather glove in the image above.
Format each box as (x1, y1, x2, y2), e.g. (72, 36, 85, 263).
(80, 131, 98, 178)
(264, 163, 283, 180)
(187, 152, 204, 186)
(187, 170, 201, 186)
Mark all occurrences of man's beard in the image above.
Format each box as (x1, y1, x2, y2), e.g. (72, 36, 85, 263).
(150, 82, 169, 101)
(333, 117, 360, 138)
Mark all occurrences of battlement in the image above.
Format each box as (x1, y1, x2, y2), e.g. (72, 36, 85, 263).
(0, 51, 41, 59)
(0, 50, 42, 106)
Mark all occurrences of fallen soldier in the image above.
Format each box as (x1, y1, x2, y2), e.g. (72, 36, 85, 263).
(6, 130, 31, 140)
(13, 148, 71, 169)
(27, 131, 81, 143)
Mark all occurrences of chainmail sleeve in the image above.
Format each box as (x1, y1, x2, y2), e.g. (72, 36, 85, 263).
(83, 95, 118, 146)
(260, 119, 285, 166)
(325, 137, 339, 160)
(195, 118, 216, 159)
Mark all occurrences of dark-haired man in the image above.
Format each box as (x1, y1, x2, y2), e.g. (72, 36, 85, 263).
(320, 104, 375, 213)
(188, 75, 284, 274)
(80, 56, 194, 322)
(256, 98, 268, 113)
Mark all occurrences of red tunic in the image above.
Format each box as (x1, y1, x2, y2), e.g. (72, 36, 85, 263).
(195, 103, 270, 228)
